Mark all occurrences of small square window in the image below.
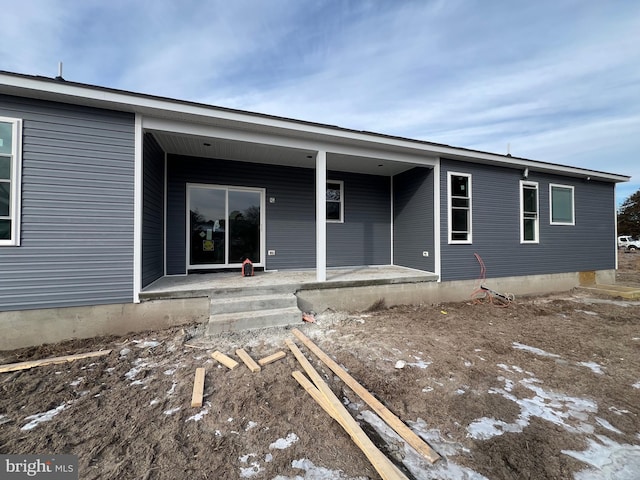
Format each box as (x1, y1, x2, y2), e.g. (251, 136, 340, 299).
(550, 184, 575, 225)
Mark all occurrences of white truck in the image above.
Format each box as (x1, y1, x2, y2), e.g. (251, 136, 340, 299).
(618, 235, 640, 251)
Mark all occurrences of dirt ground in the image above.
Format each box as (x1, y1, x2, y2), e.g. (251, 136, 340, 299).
(1, 254, 639, 480)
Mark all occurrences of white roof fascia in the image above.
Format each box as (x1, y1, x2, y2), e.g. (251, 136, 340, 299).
(0, 72, 630, 183)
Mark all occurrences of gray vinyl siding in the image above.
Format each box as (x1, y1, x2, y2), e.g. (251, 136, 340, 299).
(142, 133, 165, 287)
(166, 155, 316, 273)
(327, 171, 391, 267)
(0, 95, 135, 311)
(440, 158, 616, 281)
(393, 167, 434, 272)
(166, 156, 392, 273)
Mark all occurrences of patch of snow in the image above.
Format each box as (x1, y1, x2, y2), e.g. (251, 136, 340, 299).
(0, 414, 11, 426)
(467, 374, 597, 440)
(167, 382, 177, 395)
(269, 433, 299, 450)
(455, 389, 466, 395)
(562, 435, 640, 479)
(464, 361, 472, 367)
(395, 360, 406, 369)
(163, 407, 181, 415)
(609, 407, 630, 415)
(422, 387, 434, 393)
(512, 342, 561, 358)
(632, 381, 640, 389)
(474, 349, 482, 352)
(239, 453, 263, 478)
(361, 412, 489, 479)
(21, 403, 68, 431)
(163, 369, 176, 375)
(245, 421, 258, 431)
(228, 417, 234, 423)
(579, 362, 605, 375)
(264, 453, 273, 463)
(279, 458, 369, 480)
(149, 398, 160, 406)
(408, 359, 431, 369)
(69, 377, 84, 387)
(186, 408, 209, 422)
(119, 348, 131, 357)
(575, 310, 599, 316)
(595, 417, 623, 435)
(133, 340, 161, 348)
(105, 367, 115, 373)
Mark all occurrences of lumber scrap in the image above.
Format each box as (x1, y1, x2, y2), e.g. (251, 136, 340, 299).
(286, 339, 408, 480)
(236, 349, 261, 373)
(191, 368, 206, 408)
(257, 351, 286, 366)
(0, 349, 112, 374)
(291, 328, 440, 463)
(211, 351, 239, 370)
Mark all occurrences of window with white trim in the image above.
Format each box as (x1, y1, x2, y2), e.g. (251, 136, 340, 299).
(326, 180, 343, 222)
(0, 117, 22, 246)
(520, 181, 539, 243)
(448, 172, 472, 243)
(550, 184, 575, 225)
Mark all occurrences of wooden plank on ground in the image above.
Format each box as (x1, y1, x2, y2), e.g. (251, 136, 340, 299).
(211, 351, 239, 370)
(257, 351, 286, 366)
(236, 349, 261, 373)
(286, 339, 408, 480)
(191, 368, 206, 408)
(291, 328, 440, 464)
(0, 349, 112, 374)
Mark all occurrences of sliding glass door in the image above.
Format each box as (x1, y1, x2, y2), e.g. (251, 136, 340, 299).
(187, 184, 263, 269)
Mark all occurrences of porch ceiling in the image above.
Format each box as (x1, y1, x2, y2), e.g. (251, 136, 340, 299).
(150, 130, 421, 176)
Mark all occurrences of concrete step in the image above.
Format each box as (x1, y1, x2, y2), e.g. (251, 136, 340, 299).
(210, 293, 298, 315)
(206, 306, 302, 334)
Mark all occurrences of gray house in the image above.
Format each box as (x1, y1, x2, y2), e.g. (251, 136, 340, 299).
(0, 71, 629, 349)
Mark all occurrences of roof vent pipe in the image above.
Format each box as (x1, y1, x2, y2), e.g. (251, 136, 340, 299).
(55, 62, 64, 81)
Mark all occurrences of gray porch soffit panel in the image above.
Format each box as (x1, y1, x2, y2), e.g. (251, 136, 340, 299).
(150, 130, 422, 176)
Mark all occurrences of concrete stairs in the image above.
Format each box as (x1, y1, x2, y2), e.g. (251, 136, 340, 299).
(206, 292, 302, 335)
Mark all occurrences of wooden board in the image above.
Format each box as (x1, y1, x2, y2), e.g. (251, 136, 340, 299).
(286, 339, 408, 480)
(211, 351, 239, 370)
(191, 368, 206, 408)
(257, 351, 286, 366)
(236, 349, 261, 373)
(0, 349, 112, 374)
(291, 328, 440, 463)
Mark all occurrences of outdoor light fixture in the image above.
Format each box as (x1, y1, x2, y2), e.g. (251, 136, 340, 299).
(522, 167, 529, 179)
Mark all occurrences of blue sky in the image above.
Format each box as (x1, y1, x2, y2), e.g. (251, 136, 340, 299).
(2, 0, 639, 205)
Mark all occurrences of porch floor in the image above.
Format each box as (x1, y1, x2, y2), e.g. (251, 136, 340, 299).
(140, 265, 439, 300)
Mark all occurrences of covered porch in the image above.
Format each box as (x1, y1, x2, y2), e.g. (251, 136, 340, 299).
(140, 265, 439, 300)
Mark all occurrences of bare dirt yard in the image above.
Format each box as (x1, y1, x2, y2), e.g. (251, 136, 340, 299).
(1, 254, 639, 479)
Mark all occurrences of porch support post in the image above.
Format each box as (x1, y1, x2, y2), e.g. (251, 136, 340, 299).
(316, 151, 327, 282)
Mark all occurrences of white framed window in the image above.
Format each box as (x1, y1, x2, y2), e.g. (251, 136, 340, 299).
(520, 181, 539, 243)
(326, 180, 343, 223)
(447, 172, 472, 243)
(0, 117, 22, 246)
(550, 183, 575, 225)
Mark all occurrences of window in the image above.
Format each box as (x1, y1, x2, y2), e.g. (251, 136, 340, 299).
(0, 117, 22, 246)
(520, 181, 539, 243)
(326, 180, 343, 222)
(550, 184, 575, 225)
(448, 172, 472, 243)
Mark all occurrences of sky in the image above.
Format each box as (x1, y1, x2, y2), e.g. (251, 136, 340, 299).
(1, 0, 639, 205)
